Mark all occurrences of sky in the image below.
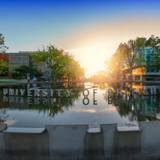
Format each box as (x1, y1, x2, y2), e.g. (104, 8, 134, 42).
(0, 0, 160, 77)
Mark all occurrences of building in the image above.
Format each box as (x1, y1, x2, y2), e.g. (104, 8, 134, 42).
(7, 52, 31, 70)
(6, 51, 50, 79)
(137, 47, 154, 65)
(121, 46, 160, 95)
(122, 65, 160, 95)
(32, 60, 50, 80)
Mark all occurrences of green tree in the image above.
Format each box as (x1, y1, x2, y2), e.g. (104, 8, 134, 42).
(109, 41, 138, 92)
(106, 43, 128, 88)
(46, 45, 84, 87)
(0, 60, 8, 75)
(135, 37, 147, 48)
(13, 65, 41, 79)
(0, 33, 8, 52)
(47, 45, 65, 85)
(151, 49, 160, 72)
(145, 35, 160, 48)
(107, 39, 145, 91)
(0, 34, 8, 76)
(107, 36, 160, 92)
(31, 50, 49, 63)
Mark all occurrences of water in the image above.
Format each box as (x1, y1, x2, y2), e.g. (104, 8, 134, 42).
(0, 83, 160, 127)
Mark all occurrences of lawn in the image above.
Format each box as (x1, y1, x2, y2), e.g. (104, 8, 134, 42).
(0, 78, 27, 84)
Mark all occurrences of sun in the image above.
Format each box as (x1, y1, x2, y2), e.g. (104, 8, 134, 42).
(68, 43, 114, 77)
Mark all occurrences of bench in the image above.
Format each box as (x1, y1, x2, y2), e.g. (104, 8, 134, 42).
(87, 124, 101, 133)
(4, 127, 46, 134)
(117, 123, 140, 132)
(87, 127, 101, 133)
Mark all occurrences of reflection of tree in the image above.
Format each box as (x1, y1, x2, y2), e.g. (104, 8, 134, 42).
(0, 97, 8, 124)
(48, 87, 82, 116)
(0, 109, 8, 123)
(0, 87, 83, 118)
(110, 94, 160, 121)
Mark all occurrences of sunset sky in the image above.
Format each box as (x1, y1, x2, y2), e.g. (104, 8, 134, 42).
(0, 0, 160, 77)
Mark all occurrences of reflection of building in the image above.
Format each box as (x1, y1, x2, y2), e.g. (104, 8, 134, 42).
(122, 65, 160, 95)
(113, 94, 159, 121)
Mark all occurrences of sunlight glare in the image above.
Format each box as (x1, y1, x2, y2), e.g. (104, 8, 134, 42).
(68, 43, 114, 77)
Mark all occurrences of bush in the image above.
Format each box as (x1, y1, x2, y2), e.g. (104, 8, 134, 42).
(13, 65, 42, 79)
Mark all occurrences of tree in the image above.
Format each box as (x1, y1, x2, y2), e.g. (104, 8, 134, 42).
(31, 50, 49, 63)
(47, 45, 65, 85)
(145, 35, 160, 48)
(108, 41, 137, 92)
(13, 65, 41, 79)
(46, 45, 84, 87)
(0, 33, 8, 52)
(106, 43, 129, 88)
(0, 54, 9, 75)
(135, 37, 147, 48)
(0, 60, 8, 75)
(0, 34, 8, 76)
(107, 38, 145, 91)
(107, 36, 160, 93)
(151, 49, 160, 72)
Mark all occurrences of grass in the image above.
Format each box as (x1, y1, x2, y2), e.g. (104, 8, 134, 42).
(0, 78, 27, 84)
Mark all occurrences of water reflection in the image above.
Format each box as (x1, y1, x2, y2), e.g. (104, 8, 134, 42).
(1, 83, 160, 127)
(0, 87, 82, 120)
(111, 94, 160, 121)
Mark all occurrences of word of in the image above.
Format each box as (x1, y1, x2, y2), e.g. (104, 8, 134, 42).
(82, 88, 98, 105)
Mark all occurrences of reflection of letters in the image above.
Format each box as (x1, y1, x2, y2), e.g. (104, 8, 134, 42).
(108, 88, 113, 96)
(83, 97, 89, 105)
(108, 88, 113, 104)
(108, 97, 112, 104)
(93, 99, 97, 105)
(93, 89, 97, 105)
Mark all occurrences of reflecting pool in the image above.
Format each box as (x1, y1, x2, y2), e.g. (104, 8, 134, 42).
(0, 83, 160, 127)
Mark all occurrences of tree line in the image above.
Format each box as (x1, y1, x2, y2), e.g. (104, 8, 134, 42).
(0, 34, 8, 76)
(31, 45, 84, 86)
(0, 33, 84, 87)
(107, 35, 160, 90)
